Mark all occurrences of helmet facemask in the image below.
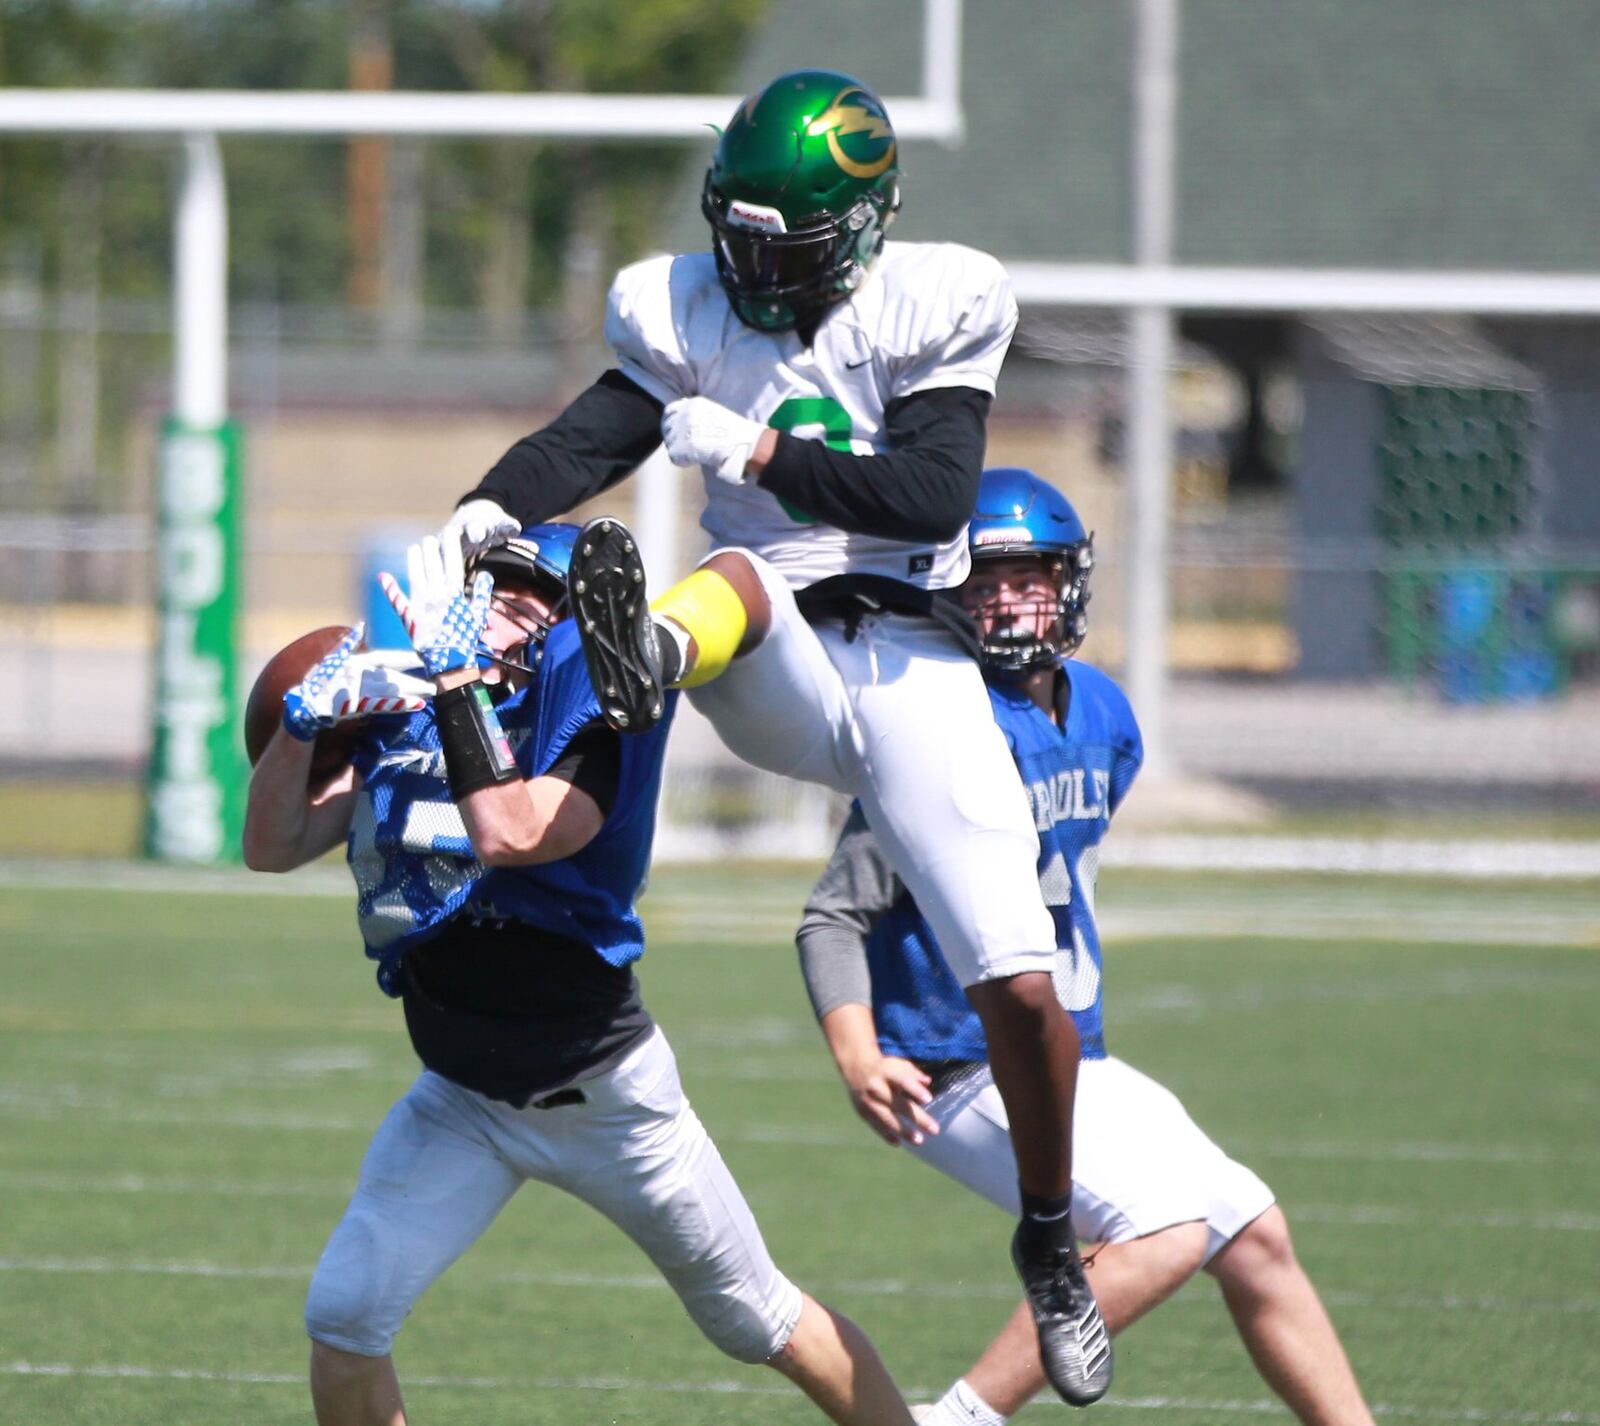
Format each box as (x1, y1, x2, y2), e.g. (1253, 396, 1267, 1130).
(470, 536, 573, 680)
(702, 174, 898, 333)
(479, 580, 568, 679)
(964, 542, 1095, 674)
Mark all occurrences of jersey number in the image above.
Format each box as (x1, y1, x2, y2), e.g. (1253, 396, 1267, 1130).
(1041, 850, 1101, 1013)
(767, 396, 854, 525)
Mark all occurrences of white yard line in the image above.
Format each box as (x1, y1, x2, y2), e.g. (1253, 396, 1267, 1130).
(1236, 1139, 1600, 1166)
(0, 1171, 350, 1198)
(0, 1360, 1595, 1423)
(1107, 834, 1600, 881)
(4, 1255, 1598, 1316)
(0, 1257, 306, 1279)
(0, 859, 353, 897)
(5, 845, 1600, 901)
(0, 1095, 369, 1131)
(1293, 1204, 1600, 1232)
(1, 858, 1595, 946)
(3, 1093, 1598, 1180)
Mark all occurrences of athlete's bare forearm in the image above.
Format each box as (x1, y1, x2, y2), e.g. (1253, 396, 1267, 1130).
(242, 726, 358, 872)
(457, 773, 603, 866)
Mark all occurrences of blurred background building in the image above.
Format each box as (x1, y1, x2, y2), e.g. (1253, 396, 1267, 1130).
(2, 0, 1597, 859)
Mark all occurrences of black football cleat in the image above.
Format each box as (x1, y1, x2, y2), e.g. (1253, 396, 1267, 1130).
(569, 516, 665, 732)
(1012, 1224, 1113, 1407)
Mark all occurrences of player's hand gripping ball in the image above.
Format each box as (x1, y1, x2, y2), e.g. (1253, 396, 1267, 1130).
(244, 626, 429, 781)
(280, 624, 369, 743)
(379, 531, 495, 678)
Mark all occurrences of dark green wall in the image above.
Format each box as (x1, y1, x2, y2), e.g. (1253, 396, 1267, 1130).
(675, 0, 1600, 270)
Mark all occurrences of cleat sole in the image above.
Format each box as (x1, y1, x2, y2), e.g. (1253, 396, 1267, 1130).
(568, 516, 666, 734)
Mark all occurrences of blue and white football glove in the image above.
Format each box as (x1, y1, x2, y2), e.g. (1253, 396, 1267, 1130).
(282, 629, 432, 742)
(283, 624, 363, 742)
(380, 531, 495, 678)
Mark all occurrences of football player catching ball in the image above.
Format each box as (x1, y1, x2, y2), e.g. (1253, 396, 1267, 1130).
(243, 528, 920, 1426)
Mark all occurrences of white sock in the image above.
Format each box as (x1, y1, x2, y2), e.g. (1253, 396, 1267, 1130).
(921, 1378, 1007, 1426)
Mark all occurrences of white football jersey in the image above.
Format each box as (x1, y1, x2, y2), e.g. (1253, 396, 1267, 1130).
(605, 241, 1019, 591)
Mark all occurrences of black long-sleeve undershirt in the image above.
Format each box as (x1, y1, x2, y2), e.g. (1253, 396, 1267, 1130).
(759, 386, 989, 545)
(469, 369, 665, 525)
(464, 371, 991, 547)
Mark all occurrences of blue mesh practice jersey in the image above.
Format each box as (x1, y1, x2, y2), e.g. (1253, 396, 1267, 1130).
(866, 660, 1142, 1062)
(346, 619, 677, 995)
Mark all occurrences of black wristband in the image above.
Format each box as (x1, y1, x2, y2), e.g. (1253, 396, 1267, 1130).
(434, 680, 521, 800)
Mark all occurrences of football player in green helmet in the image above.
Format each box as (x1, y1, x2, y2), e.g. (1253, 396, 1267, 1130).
(701, 69, 901, 333)
(442, 68, 1113, 1410)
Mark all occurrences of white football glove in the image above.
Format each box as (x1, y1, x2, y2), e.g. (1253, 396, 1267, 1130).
(442, 497, 520, 558)
(379, 530, 495, 678)
(661, 396, 766, 485)
(347, 649, 436, 708)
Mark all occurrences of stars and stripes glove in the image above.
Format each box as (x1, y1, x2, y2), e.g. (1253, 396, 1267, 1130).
(661, 396, 767, 485)
(282, 630, 431, 741)
(380, 531, 495, 678)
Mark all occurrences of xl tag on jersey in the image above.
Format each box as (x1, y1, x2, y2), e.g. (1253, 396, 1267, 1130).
(907, 552, 934, 576)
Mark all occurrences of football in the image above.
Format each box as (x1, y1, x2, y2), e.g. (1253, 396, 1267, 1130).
(243, 625, 367, 782)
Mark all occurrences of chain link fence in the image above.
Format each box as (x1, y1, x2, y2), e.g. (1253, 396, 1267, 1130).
(4, 293, 1599, 859)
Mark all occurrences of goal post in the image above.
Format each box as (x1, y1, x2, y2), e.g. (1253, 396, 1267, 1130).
(4, 0, 1597, 867)
(0, 0, 966, 864)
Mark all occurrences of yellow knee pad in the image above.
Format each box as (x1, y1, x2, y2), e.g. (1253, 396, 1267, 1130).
(650, 567, 748, 688)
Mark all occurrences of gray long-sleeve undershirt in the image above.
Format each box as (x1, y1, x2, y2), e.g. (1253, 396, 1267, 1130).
(794, 806, 903, 1021)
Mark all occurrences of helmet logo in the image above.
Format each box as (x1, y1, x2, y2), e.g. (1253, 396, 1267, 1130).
(727, 198, 788, 234)
(806, 86, 896, 179)
(974, 526, 1030, 547)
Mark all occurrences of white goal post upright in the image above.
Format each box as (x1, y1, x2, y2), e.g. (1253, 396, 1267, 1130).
(173, 135, 227, 431)
(1125, 0, 1181, 781)
(145, 133, 248, 861)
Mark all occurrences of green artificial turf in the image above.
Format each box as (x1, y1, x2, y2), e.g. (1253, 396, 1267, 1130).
(1, 866, 1596, 1424)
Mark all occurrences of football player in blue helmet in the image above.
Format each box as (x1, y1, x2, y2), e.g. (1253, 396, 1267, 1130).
(471, 522, 579, 677)
(245, 527, 921, 1426)
(797, 469, 1376, 1426)
(963, 466, 1094, 673)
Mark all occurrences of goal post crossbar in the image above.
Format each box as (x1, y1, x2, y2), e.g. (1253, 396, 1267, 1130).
(1007, 262, 1600, 316)
(0, 88, 963, 142)
(0, 0, 968, 143)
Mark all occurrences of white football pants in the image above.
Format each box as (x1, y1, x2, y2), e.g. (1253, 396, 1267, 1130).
(689, 550, 1057, 988)
(304, 1028, 803, 1360)
(909, 1055, 1277, 1262)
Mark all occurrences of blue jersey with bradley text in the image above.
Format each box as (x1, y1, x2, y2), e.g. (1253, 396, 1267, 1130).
(865, 659, 1142, 1063)
(345, 619, 677, 995)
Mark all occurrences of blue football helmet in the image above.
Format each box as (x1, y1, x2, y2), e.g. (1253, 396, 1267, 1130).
(965, 467, 1094, 669)
(470, 523, 579, 673)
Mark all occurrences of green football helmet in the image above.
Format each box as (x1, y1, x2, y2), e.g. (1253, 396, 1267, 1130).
(702, 69, 901, 333)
